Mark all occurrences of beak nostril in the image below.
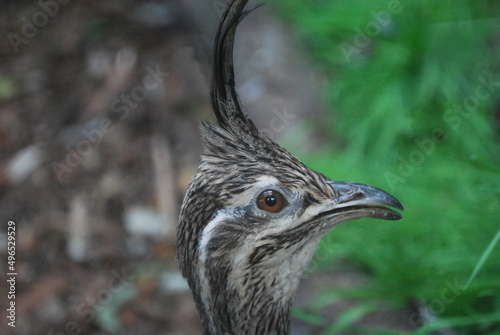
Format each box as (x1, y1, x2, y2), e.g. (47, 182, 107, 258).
(328, 181, 404, 210)
(336, 192, 363, 204)
(350, 192, 365, 202)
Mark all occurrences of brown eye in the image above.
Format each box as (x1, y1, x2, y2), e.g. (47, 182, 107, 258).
(257, 189, 285, 213)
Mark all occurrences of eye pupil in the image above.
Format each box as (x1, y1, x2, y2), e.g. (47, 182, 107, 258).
(265, 196, 277, 207)
(257, 189, 286, 213)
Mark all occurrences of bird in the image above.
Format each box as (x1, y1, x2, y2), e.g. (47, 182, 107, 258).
(176, 0, 404, 334)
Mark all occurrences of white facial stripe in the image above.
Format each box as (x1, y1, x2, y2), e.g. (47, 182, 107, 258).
(199, 210, 231, 263)
(255, 175, 280, 186)
(197, 210, 232, 334)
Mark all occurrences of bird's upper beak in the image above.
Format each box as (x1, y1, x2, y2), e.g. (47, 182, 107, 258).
(312, 181, 404, 228)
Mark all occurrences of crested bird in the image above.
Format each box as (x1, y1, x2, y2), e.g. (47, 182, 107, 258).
(177, 1, 404, 334)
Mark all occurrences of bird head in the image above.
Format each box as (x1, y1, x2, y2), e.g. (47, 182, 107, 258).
(177, 1, 403, 333)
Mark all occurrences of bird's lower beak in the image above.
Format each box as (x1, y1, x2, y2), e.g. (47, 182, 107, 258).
(312, 181, 404, 226)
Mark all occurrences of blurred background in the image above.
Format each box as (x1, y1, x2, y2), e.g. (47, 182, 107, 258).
(0, 0, 498, 334)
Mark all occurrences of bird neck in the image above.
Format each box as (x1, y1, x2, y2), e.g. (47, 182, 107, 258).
(196, 266, 298, 335)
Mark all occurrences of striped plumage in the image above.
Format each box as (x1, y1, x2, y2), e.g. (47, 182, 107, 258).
(177, 1, 404, 334)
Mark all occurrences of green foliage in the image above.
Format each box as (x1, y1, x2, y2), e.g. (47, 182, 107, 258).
(273, 0, 500, 333)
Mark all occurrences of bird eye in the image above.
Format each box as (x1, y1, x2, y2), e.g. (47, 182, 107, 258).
(257, 189, 285, 213)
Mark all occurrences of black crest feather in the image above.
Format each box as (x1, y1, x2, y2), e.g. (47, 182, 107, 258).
(210, 0, 260, 135)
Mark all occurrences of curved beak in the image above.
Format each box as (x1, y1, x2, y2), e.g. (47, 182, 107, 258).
(312, 181, 404, 226)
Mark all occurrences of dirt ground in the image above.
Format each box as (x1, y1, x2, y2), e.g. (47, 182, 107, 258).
(0, 1, 419, 334)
